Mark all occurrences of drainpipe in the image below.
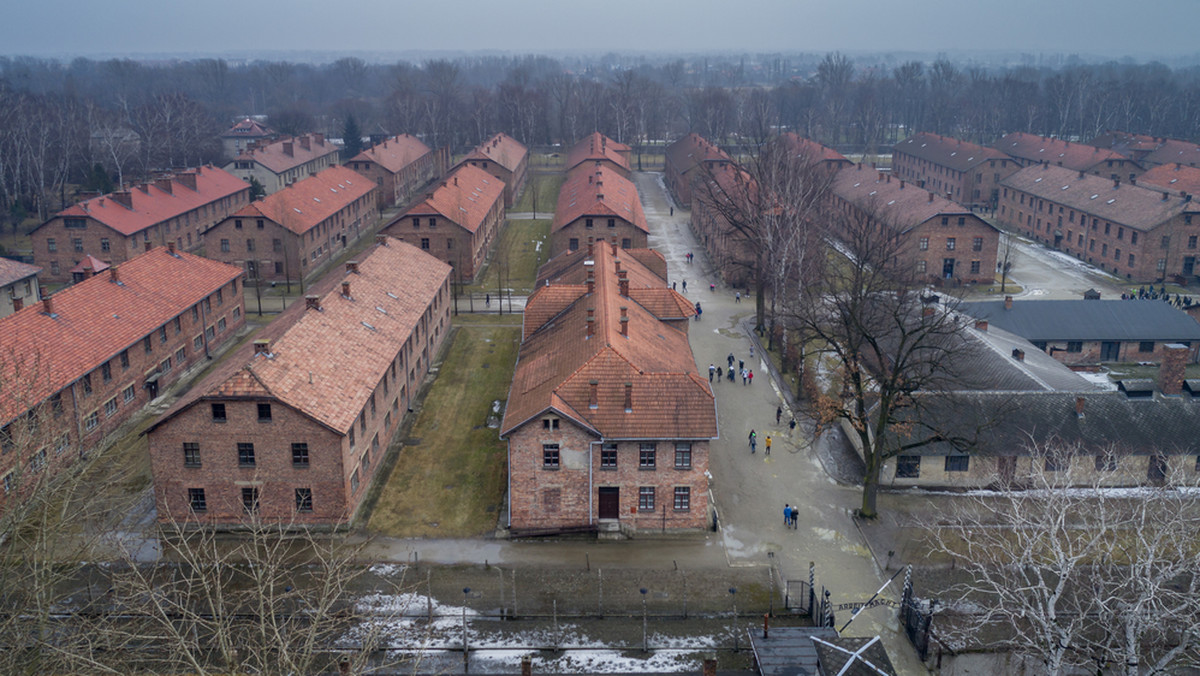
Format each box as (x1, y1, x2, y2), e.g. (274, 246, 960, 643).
(588, 441, 599, 526)
(199, 297, 212, 360)
(505, 438, 512, 528)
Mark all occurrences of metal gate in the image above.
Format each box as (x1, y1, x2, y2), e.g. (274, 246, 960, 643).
(900, 565, 933, 661)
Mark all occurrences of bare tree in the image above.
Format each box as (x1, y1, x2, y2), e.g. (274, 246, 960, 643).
(997, 231, 1019, 294)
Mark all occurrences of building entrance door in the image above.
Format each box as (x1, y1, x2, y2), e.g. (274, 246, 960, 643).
(1184, 256, 1195, 276)
(1101, 341, 1120, 361)
(598, 487, 619, 519)
(942, 258, 955, 278)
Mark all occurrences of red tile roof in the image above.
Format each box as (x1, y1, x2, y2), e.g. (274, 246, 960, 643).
(44, 166, 248, 237)
(0, 257, 41, 286)
(894, 132, 1009, 172)
(400, 164, 504, 234)
(552, 165, 648, 235)
(461, 133, 528, 174)
(68, 255, 109, 276)
(221, 118, 274, 139)
(665, 133, 730, 175)
(502, 244, 715, 439)
(1001, 164, 1197, 232)
(349, 134, 432, 174)
(567, 132, 632, 174)
(1143, 139, 1200, 168)
(831, 164, 976, 232)
(150, 238, 451, 435)
(226, 166, 375, 236)
(993, 132, 1129, 172)
(232, 133, 337, 173)
(0, 247, 243, 425)
(779, 133, 852, 164)
(1138, 163, 1200, 196)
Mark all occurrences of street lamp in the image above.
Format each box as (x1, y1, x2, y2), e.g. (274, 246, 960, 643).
(640, 587, 649, 652)
(462, 587, 471, 672)
(729, 587, 739, 652)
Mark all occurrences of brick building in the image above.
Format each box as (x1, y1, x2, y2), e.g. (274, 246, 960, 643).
(223, 133, 339, 195)
(829, 165, 1001, 285)
(31, 166, 250, 284)
(219, 118, 276, 162)
(550, 165, 648, 258)
(0, 258, 40, 319)
(0, 246, 244, 510)
(892, 132, 1018, 208)
(566, 132, 632, 179)
(993, 132, 1142, 180)
(997, 163, 1200, 282)
(664, 133, 731, 208)
(690, 162, 757, 287)
(380, 164, 505, 281)
(1138, 163, 1200, 196)
(203, 166, 378, 284)
(1091, 131, 1200, 169)
(455, 133, 528, 207)
(961, 297, 1200, 365)
(147, 237, 452, 526)
(501, 242, 715, 536)
(344, 134, 448, 209)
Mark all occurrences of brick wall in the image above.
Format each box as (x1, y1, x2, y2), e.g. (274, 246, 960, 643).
(552, 219, 647, 258)
(384, 203, 504, 281)
(883, 452, 1200, 488)
(908, 216, 1000, 284)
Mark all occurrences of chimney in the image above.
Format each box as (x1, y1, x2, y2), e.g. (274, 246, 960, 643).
(974, 319, 988, 332)
(341, 281, 352, 298)
(375, 234, 388, 245)
(586, 270, 595, 294)
(588, 379, 599, 409)
(702, 657, 717, 676)
(253, 339, 271, 356)
(453, 176, 458, 186)
(1011, 348, 1025, 361)
(11, 297, 22, 312)
(587, 237, 594, 256)
(586, 317, 595, 338)
(618, 271, 629, 297)
(927, 191, 934, 203)
(299, 135, 310, 151)
(1130, 177, 1136, 186)
(145, 242, 152, 252)
(110, 266, 121, 284)
(1158, 343, 1188, 396)
(1078, 170, 1085, 179)
(136, 183, 150, 194)
(589, 174, 593, 184)
(168, 241, 177, 255)
(521, 655, 533, 676)
(176, 172, 197, 191)
(111, 190, 133, 210)
(1113, 177, 1120, 189)
(610, 240, 618, 256)
(1163, 192, 1170, 202)
(346, 261, 359, 274)
(620, 305, 627, 320)
(314, 133, 324, 145)
(42, 294, 55, 317)
(282, 141, 294, 157)
(155, 178, 173, 194)
(597, 193, 604, 200)
(1075, 396, 1085, 417)
(899, 180, 905, 189)
(624, 382, 633, 412)
(619, 316, 629, 336)
(1004, 295, 1013, 310)
(305, 295, 321, 311)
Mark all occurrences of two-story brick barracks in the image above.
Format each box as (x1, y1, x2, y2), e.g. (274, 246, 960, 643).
(664, 133, 732, 208)
(219, 118, 276, 162)
(455, 133, 528, 208)
(998, 163, 1200, 283)
(0, 246, 244, 511)
(892, 132, 1019, 208)
(829, 165, 1001, 285)
(32, 166, 250, 285)
(0, 258, 41, 319)
(993, 132, 1143, 181)
(344, 134, 448, 210)
(204, 166, 378, 284)
(567, 132, 632, 179)
(223, 133, 339, 195)
(550, 165, 648, 258)
(380, 164, 505, 281)
(501, 241, 716, 537)
(147, 237, 451, 526)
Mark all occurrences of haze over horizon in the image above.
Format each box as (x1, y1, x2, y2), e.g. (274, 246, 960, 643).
(3, 0, 1197, 62)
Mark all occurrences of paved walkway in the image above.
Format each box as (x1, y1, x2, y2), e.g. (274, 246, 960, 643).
(635, 171, 928, 674)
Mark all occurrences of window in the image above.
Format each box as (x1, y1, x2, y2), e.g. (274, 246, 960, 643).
(1045, 456, 1068, 472)
(217, 318, 226, 333)
(428, 217, 436, 227)
(188, 488, 207, 512)
(350, 469, 360, 493)
(1162, 235, 1171, 249)
(235, 219, 243, 229)
(946, 238, 956, 250)
(639, 486, 655, 511)
(970, 261, 981, 274)
(47, 238, 56, 252)
(957, 217, 966, 226)
(292, 443, 309, 467)
(1131, 232, 1138, 245)
(176, 347, 186, 364)
(543, 444, 560, 468)
(123, 385, 135, 403)
(242, 487, 259, 514)
(211, 403, 226, 421)
(159, 357, 172, 374)
(104, 397, 118, 417)
(82, 373, 93, 395)
(1135, 341, 1155, 354)
(85, 411, 98, 431)
(101, 361, 112, 383)
(100, 238, 110, 252)
(916, 260, 926, 273)
(1189, 235, 1197, 250)
(673, 486, 691, 511)
(30, 449, 47, 473)
(896, 455, 920, 478)
(622, 238, 632, 249)
(569, 238, 579, 251)
(220, 239, 230, 252)
(918, 237, 929, 251)
(674, 443, 692, 469)
(194, 335, 204, 350)
(412, 217, 420, 228)
(944, 455, 969, 472)
(585, 218, 594, 228)
(257, 403, 272, 421)
(246, 239, 255, 252)
(237, 442, 255, 467)
(600, 443, 617, 469)
(941, 217, 949, 225)
(542, 418, 559, 430)
(54, 434, 69, 455)
(421, 238, 430, 250)
(639, 443, 656, 469)
(1066, 341, 1083, 353)
(273, 238, 283, 252)
(183, 442, 201, 467)
(1096, 454, 1118, 472)
(295, 488, 313, 512)
(972, 237, 983, 251)
(349, 426, 356, 448)
(73, 238, 84, 252)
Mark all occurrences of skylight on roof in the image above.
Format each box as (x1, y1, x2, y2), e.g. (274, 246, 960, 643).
(1061, 185, 1069, 190)
(313, 197, 321, 202)
(293, 207, 302, 213)
(1091, 194, 1099, 199)
(375, 306, 387, 314)
(950, 152, 957, 156)
(1035, 178, 1043, 183)
(869, 191, 877, 196)
(361, 321, 376, 331)
(1107, 198, 1116, 204)
(386, 292, 398, 299)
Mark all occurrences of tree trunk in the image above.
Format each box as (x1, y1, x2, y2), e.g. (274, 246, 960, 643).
(860, 440, 881, 519)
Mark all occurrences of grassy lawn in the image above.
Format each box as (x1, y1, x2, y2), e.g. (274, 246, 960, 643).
(366, 325, 520, 538)
(465, 219, 550, 295)
(512, 173, 564, 215)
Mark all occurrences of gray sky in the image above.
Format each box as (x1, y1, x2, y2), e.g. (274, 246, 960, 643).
(3, 0, 1196, 59)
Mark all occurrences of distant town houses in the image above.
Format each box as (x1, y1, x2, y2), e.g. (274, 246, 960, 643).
(381, 164, 505, 281)
(147, 237, 451, 526)
(204, 166, 378, 284)
(455, 133, 528, 207)
(223, 133, 339, 195)
(344, 134, 448, 210)
(566, 132, 632, 179)
(31, 166, 251, 285)
(0, 258, 40, 319)
(0, 246, 245, 511)
(501, 241, 715, 536)
(892, 132, 1018, 208)
(550, 163, 648, 258)
(997, 163, 1200, 283)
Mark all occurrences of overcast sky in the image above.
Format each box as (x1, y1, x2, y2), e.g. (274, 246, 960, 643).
(3, 0, 1195, 60)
